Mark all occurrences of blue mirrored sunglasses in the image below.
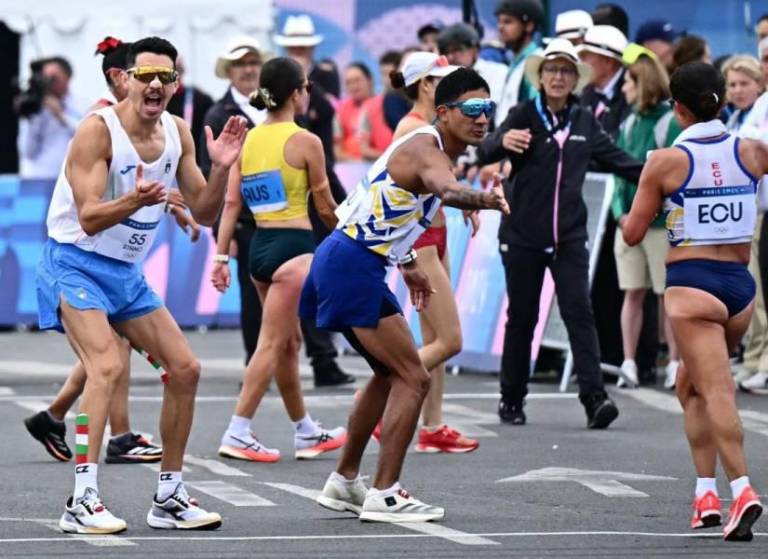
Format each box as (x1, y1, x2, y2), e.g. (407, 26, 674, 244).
(445, 98, 496, 119)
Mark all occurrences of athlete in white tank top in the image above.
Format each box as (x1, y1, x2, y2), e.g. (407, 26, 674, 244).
(46, 107, 181, 263)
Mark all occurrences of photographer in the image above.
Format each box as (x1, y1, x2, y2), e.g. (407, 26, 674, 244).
(17, 56, 83, 178)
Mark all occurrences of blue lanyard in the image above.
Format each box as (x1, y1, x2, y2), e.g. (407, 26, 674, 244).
(534, 95, 571, 136)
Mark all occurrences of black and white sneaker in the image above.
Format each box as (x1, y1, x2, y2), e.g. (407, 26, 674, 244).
(59, 487, 127, 534)
(24, 410, 72, 462)
(147, 483, 222, 530)
(105, 432, 162, 464)
(359, 486, 444, 523)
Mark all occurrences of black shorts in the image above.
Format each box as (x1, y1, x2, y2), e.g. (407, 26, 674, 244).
(248, 228, 315, 282)
(339, 297, 401, 377)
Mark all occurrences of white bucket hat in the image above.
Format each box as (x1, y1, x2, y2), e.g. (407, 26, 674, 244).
(215, 36, 262, 78)
(401, 52, 459, 87)
(578, 25, 628, 62)
(524, 38, 593, 93)
(554, 10, 593, 40)
(274, 14, 323, 47)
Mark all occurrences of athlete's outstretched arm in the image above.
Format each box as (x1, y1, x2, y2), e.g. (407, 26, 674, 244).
(175, 115, 247, 226)
(70, 117, 166, 236)
(301, 132, 338, 230)
(415, 144, 509, 214)
(210, 157, 244, 293)
(623, 149, 673, 246)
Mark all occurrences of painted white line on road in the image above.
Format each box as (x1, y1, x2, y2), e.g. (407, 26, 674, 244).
(2, 530, 765, 544)
(498, 467, 676, 498)
(0, 386, 15, 395)
(13, 399, 76, 420)
(186, 480, 275, 506)
(142, 463, 191, 474)
(398, 523, 499, 546)
(262, 482, 322, 500)
(0, 361, 72, 376)
(183, 455, 251, 477)
(20, 517, 136, 547)
(620, 387, 768, 438)
(262, 481, 496, 546)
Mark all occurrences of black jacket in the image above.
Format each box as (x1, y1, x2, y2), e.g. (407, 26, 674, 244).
(167, 85, 213, 164)
(477, 98, 643, 250)
(579, 70, 632, 140)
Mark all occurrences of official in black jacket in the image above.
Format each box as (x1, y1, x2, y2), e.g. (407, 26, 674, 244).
(478, 39, 643, 429)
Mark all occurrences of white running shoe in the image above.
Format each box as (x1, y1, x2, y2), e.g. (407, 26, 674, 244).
(664, 360, 679, 390)
(617, 359, 639, 389)
(295, 426, 347, 459)
(732, 366, 755, 385)
(59, 487, 127, 534)
(739, 371, 768, 393)
(359, 486, 445, 523)
(147, 483, 222, 530)
(316, 472, 368, 515)
(218, 431, 281, 463)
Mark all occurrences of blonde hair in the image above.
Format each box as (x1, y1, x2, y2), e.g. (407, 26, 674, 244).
(628, 54, 670, 112)
(721, 54, 763, 87)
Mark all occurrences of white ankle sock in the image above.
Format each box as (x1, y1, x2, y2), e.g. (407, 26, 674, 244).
(730, 476, 750, 499)
(227, 415, 251, 438)
(621, 359, 636, 368)
(368, 482, 400, 497)
(695, 477, 717, 497)
(157, 471, 182, 501)
(73, 463, 98, 500)
(293, 413, 319, 435)
(331, 471, 359, 484)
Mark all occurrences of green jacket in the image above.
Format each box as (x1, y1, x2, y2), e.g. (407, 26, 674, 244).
(611, 103, 682, 227)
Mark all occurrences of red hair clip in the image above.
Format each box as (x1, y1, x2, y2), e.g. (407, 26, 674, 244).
(95, 36, 122, 55)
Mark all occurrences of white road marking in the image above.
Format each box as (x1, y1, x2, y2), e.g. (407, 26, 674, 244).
(1, 530, 765, 544)
(142, 463, 191, 473)
(440, 403, 500, 438)
(186, 480, 275, 507)
(183, 455, 250, 477)
(0, 361, 71, 376)
(620, 387, 768, 438)
(13, 399, 76, 419)
(398, 523, 499, 546)
(497, 467, 676, 498)
(14, 517, 136, 547)
(261, 481, 497, 546)
(262, 482, 322, 500)
(0, 386, 15, 395)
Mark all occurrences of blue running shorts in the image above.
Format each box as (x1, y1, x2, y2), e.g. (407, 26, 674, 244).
(36, 239, 162, 332)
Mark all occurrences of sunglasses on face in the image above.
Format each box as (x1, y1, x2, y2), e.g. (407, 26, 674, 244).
(445, 98, 496, 119)
(541, 65, 577, 77)
(127, 66, 178, 85)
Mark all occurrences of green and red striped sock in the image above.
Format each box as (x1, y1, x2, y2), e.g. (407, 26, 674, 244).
(75, 413, 88, 464)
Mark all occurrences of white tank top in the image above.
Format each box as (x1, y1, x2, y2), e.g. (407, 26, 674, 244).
(334, 125, 443, 262)
(46, 107, 181, 263)
(664, 134, 758, 247)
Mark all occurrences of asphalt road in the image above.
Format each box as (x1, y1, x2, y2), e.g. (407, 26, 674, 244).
(0, 330, 767, 558)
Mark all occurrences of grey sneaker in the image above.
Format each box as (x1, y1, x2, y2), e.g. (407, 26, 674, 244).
(316, 472, 367, 515)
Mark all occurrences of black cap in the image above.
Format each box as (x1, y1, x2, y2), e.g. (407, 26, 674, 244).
(437, 23, 480, 53)
(494, 0, 545, 28)
(418, 20, 444, 40)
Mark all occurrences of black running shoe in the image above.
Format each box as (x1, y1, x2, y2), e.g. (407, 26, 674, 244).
(499, 399, 526, 425)
(106, 432, 163, 464)
(313, 361, 356, 387)
(580, 391, 619, 429)
(24, 410, 72, 462)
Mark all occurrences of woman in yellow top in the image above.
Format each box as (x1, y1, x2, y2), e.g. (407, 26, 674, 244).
(211, 57, 346, 462)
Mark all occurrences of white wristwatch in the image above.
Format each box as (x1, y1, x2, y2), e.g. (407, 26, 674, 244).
(213, 254, 230, 264)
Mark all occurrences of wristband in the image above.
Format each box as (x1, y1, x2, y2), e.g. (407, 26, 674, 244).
(164, 203, 175, 214)
(213, 254, 230, 264)
(397, 248, 417, 266)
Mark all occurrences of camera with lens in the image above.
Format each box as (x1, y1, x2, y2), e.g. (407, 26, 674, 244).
(14, 59, 56, 118)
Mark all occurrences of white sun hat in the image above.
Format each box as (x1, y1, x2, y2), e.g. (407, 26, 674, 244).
(579, 24, 628, 62)
(215, 36, 262, 78)
(524, 38, 593, 93)
(274, 14, 324, 47)
(401, 52, 459, 87)
(554, 10, 593, 40)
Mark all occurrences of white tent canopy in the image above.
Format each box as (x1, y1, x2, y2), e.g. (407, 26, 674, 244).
(2, 0, 275, 106)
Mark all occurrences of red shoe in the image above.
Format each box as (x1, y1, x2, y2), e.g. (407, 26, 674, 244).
(723, 486, 763, 541)
(690, 491, 721, 529)
(371, 421, 382, 443)
(414, 425, 479, 454)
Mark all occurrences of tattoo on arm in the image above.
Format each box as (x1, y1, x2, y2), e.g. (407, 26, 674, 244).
(441, 187, 489, 210)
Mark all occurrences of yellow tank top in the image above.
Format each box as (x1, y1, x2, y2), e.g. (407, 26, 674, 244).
(240, 122, 308, 222)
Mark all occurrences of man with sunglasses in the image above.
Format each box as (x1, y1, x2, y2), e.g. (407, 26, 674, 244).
(307, 68, 509, 522)
(36, 36, 247, 534)
(478, 38, 643, 429)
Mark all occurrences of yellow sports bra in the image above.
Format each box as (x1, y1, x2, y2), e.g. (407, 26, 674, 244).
(240, 122, 308, 221)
